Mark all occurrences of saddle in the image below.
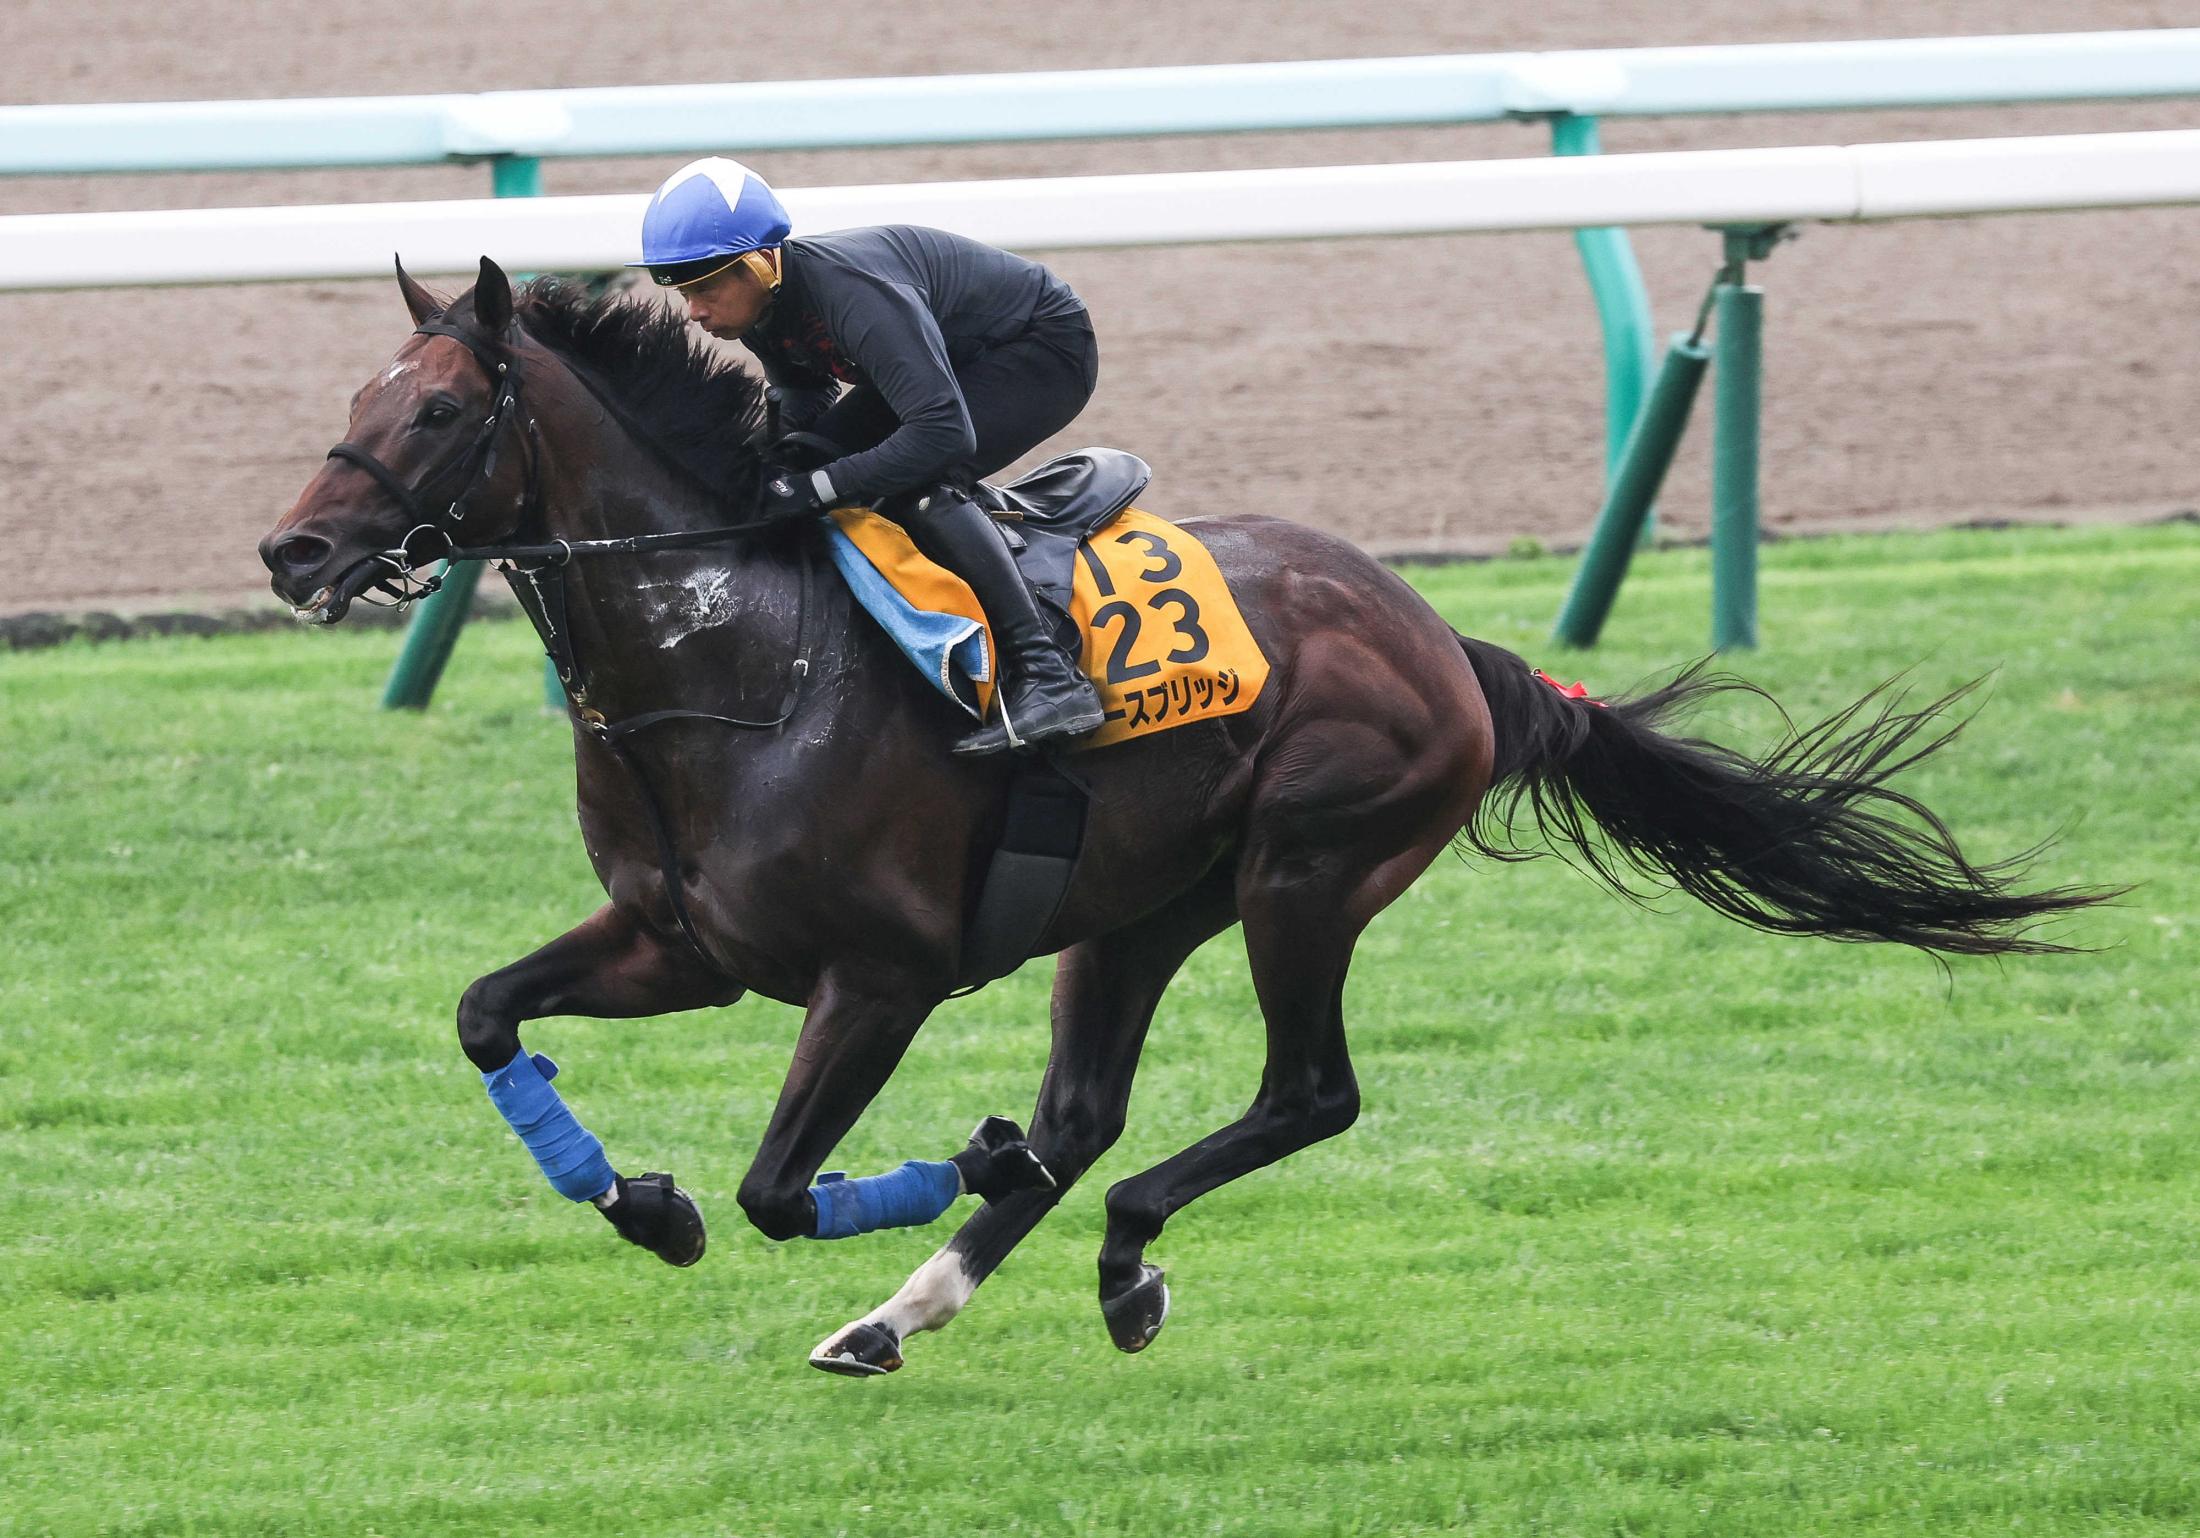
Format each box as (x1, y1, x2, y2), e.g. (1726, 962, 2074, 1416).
(972, 447, 1152, 532)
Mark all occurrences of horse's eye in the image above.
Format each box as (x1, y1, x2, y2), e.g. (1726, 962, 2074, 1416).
(419, 401, 460, 428)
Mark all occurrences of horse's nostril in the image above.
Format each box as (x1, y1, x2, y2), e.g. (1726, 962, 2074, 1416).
(266, 532, 334, 575)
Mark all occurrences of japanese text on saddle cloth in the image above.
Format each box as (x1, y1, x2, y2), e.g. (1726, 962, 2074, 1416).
(826, 507, 1269, 746)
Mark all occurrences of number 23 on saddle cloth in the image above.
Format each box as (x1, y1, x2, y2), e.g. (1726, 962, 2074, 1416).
(825, 507, 1270, 749)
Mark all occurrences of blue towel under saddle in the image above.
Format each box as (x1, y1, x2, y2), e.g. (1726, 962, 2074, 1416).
(825, 511, 994, 721)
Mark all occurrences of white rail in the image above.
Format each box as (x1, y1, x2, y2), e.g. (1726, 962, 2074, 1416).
(3, 131, 2196, 292)
(5, 32, 2199, 173)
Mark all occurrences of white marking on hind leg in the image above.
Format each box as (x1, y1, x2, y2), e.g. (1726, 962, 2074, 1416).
(863, 1244, 977, 1340)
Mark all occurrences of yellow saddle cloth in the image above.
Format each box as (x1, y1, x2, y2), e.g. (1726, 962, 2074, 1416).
(828, 506, 1270, 749)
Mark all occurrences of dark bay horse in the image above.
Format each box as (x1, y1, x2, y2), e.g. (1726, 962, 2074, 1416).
(260, 258, 2105, 1375)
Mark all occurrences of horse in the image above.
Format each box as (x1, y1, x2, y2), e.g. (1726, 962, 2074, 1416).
(259, 257, 2108, 1376)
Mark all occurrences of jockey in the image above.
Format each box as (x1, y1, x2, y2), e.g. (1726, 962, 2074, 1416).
(635, 157, 1106, 756)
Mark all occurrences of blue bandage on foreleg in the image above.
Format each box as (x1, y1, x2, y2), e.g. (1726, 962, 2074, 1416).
(481, 1050, 616, 1202)
(808, 1160, 961, 1240)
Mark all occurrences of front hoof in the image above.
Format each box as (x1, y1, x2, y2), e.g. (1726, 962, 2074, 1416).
(1101, 1263, 1170, 1353)
(601, 1172, 706, 1268)
(809, 1321, 903, 1377)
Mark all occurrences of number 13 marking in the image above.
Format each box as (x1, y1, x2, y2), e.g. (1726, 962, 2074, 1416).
(1080, 531, 1212, 682)
(1114, 528, 1184, 584)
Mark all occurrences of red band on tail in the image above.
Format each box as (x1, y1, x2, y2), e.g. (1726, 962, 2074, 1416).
(1532, 668, 1605, 708)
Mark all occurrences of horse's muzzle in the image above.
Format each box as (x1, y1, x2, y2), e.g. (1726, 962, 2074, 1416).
(259, 516, 377, 622)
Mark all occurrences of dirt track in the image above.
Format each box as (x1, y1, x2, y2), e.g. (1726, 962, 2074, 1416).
(2, 1, 2195, 614)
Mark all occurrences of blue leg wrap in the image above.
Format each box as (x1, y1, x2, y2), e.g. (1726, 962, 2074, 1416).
(482, 1050, 616, 1203)
(809, 1160, 961, 1240)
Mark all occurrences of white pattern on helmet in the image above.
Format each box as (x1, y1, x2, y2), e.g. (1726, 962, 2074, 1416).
(653, 156, 768, 213)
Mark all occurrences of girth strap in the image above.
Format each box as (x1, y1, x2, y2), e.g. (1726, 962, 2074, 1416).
(954, 760, 1090, 993)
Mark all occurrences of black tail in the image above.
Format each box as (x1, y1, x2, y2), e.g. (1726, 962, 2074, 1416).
(1456, 637, 2115, 957)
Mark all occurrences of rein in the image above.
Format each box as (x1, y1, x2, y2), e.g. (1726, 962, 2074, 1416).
(331, 315, 816, 970)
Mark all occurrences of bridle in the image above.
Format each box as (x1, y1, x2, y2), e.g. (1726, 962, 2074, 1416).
(324, 313, 818, 969)
(324, 318, 543, 609)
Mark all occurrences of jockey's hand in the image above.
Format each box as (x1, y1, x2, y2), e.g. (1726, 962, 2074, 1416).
(761, 433, 841, 472)
(756, 465, 830, 523)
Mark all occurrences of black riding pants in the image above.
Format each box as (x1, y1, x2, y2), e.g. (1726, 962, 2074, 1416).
(813, 309, 1099, 496)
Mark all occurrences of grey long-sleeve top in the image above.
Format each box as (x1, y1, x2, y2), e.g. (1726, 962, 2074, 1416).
(739, 225, 1086, 502)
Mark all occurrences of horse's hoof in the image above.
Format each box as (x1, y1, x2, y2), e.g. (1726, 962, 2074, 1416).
(601, 1172, 706, 1268)
(952, 1115, 1057, 1203)
(809, 1321, 903, 1377)
(1101, 1264, 1169, 1353)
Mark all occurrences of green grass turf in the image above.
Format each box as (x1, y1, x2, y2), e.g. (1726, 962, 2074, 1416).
(1, 522, 2194, 1536)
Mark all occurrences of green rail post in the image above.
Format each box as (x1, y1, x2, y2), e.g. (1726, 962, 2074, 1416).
(1550, 333, 1712, 647)
(1548, 114, 1658, 531)
(1710, 277, 1762, 651)
(382, 155, 546, 710)
(1706, 224, 1789, 651)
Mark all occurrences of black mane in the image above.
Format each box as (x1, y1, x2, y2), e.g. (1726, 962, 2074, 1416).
(466, 277, 770, 506)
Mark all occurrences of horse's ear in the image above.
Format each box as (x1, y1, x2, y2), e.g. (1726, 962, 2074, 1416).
(473, 256, 513, 334)
(395, 257, 441, 325)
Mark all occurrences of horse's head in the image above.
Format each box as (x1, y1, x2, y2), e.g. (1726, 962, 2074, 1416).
(260, 257, 538, 624)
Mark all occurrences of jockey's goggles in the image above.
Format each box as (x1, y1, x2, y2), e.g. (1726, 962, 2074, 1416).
(650, 248, 783, 292)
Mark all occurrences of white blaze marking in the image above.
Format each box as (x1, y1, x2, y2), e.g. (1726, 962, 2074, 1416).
(863, 1245, 976, 1338)
(380, 360, 418, 385)
(638, 572, 737, 649)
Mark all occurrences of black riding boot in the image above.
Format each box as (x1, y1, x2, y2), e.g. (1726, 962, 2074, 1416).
(905, 489, 1105, 756)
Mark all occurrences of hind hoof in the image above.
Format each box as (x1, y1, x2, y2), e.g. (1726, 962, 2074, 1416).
(809, 1321, 903, 1377)
(1101, 1264, 1169, 1353)
(601, 1172, 706, 1268)
(952, 1115, 1058, 1203)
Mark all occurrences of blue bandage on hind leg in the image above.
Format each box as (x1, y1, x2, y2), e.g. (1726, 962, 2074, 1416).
(482, 1050, 616, 1202)
(809, 1160, 961, 1240)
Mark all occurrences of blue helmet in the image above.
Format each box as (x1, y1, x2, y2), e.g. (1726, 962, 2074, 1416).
(633, 157, 792, 285)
